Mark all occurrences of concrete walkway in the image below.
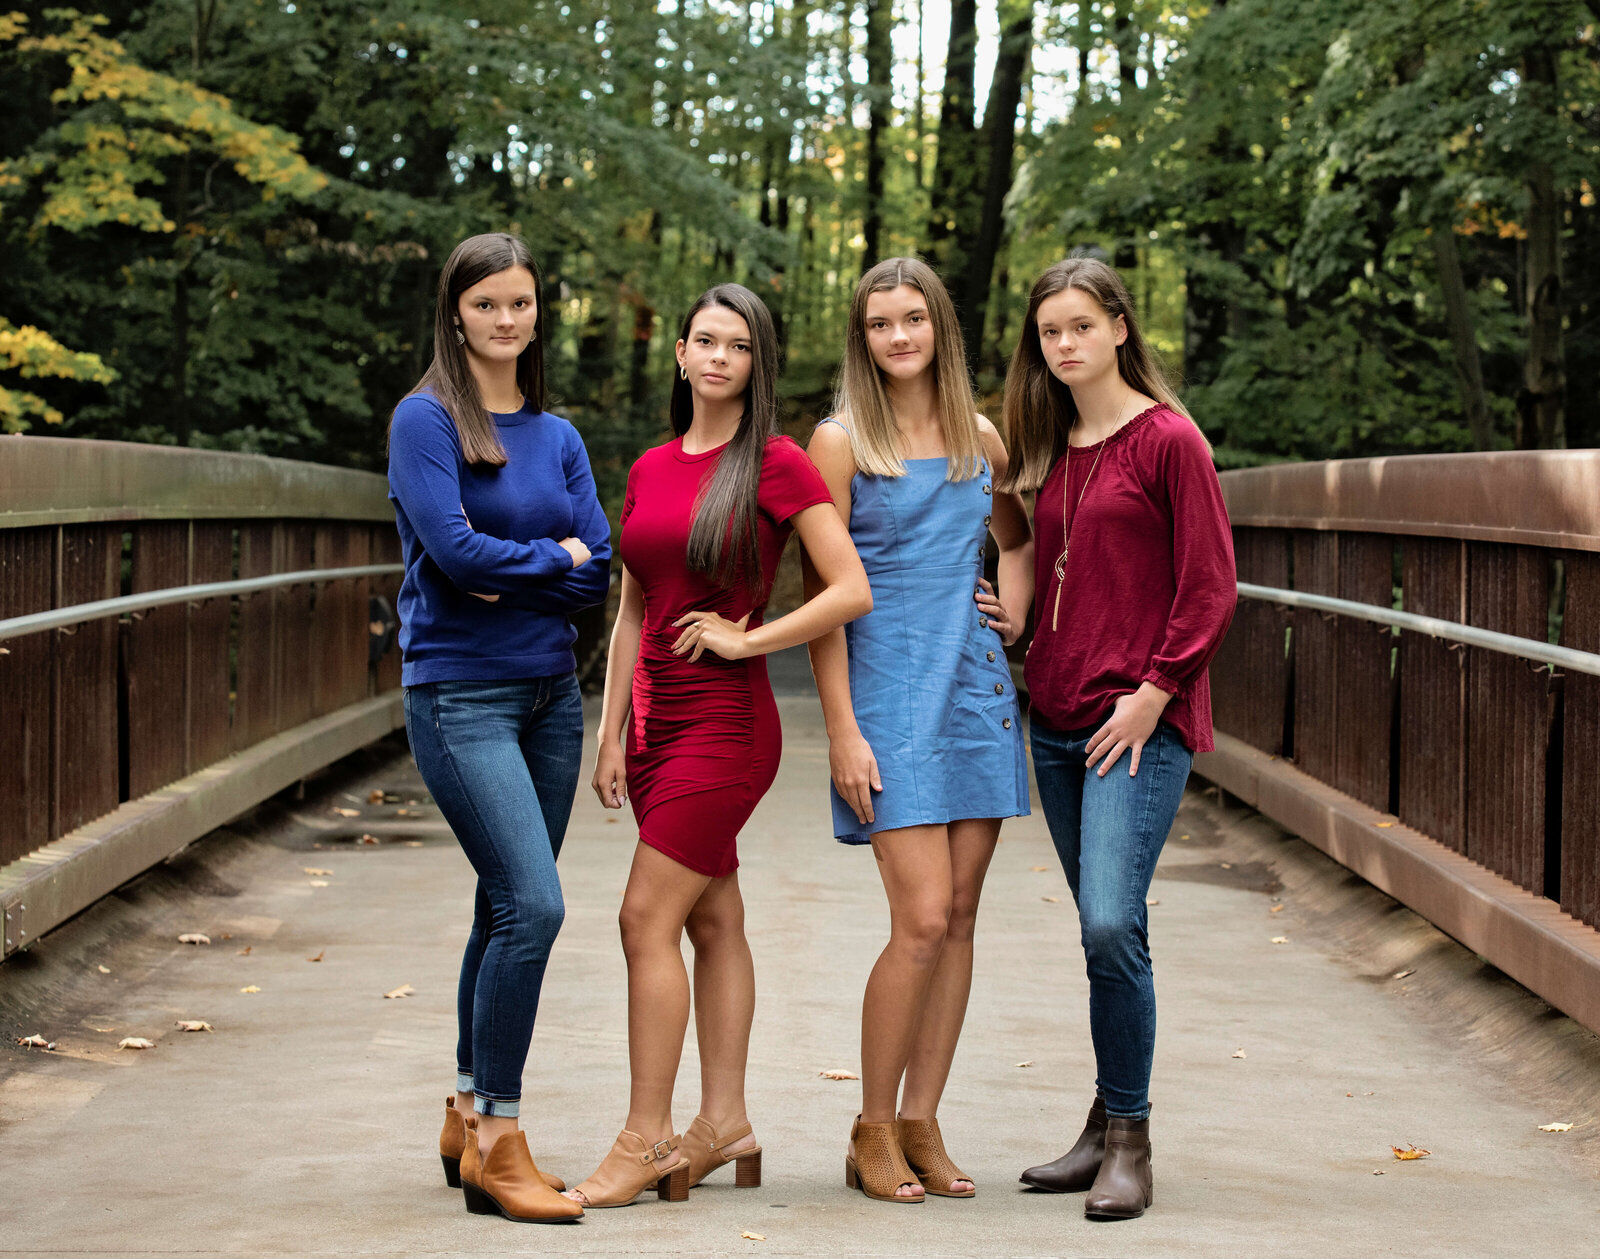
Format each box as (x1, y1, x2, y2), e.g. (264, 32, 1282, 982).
(3, 677, 1599, 1256)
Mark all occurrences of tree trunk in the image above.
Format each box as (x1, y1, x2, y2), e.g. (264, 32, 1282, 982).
(861, 0, 893, 269)
(1431, 226, 1492, 449)
(926, 0, 978, 262)
(958, 2, 1032, 360)
(1112, 2, 1139, 99)
(1519, 44, 1565, 449)
(911, 0, 926, 189)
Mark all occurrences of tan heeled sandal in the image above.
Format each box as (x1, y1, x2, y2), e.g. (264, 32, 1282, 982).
(568, 1129, 690, 1208)
(845, 1115, 924, 1204)
(898, 1115, 975, 1198)
(682, 1116, 762, 1188)
(459, 1118, 583, 1223)
(442, 1099, 565, 1192)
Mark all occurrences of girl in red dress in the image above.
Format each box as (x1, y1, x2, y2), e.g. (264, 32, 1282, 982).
(567, 285, 872, 1208)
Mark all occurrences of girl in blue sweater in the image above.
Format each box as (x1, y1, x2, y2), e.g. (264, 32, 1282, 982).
(387, 233, 610, 1224)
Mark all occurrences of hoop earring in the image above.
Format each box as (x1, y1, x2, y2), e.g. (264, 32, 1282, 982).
(679, 365, 687, 381)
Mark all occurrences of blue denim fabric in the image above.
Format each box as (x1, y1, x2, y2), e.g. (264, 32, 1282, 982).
(403, 673, 584, 1116)
(1028, 715, 1193, 1120)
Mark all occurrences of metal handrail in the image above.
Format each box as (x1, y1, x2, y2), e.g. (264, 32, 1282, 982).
(0, 564, 404, 643)
(1237, 582, 1600, 678)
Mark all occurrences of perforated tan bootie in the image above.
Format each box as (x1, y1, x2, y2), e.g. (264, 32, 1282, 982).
(844, 1115, 924, 1203)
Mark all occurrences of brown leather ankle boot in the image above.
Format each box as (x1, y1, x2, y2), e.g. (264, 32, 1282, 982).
(1083, 1115, 1152, 1220)
(1019, 1095, 1106, 1192)
(443, 1100, 565, 1192)
(460, 1120, 583, 1223)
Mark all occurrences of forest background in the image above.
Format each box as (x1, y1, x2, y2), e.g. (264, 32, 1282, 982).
(2, 0, 1596, 516)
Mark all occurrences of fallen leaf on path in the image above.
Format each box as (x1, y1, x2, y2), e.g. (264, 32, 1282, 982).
(359, 834, 380, 845)
(303, 867, 333, 876)
(1391, 1145, 1430, 1160)
(1042, 896, 1061, 903)
(308, 880, 330, 887)
(332, 807, 359, 818)
(1030, 865, 1049, 872)
(741, 1232, 766, 1242)
(1016, 1060, 1035, 1068)
(240, 985, 260, 994)
(1220, 862, 1232, 870)
(384, 984, 415, 1000)
(1180, 834, 1190, 840)
(1372, 1169, 1385, 1176)
(404, 840, 423, 847)
(307, 951, 325, 963)
(1347, 1092, 1354, 1097)
(1146, 898, 1161, 906)
(818, 1068, 858, 1080)
(1393, 969, 1415, 980)
(15, 1034, 55, 1049)
(1231, 1048, 1247, 1059)
(97, 965, 110, 974)
(237, 945, 252, 956)
(1271, 936, 1289, 945)
(175, 1021, 213, 1033)
(177, 933, 211, 945)
(396, 808, 412, 816)
(1376, 822, 1394, 829)
(368, 789, 385, 804)
(118, 1037, 156, 1050)
(1538, 1122, 1574, 1133)
(1269, 904, 1284, 914)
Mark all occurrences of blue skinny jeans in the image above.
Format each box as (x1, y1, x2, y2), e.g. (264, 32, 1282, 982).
(403, 673, 583, 1116)
(1029, 714, 1193, 1120)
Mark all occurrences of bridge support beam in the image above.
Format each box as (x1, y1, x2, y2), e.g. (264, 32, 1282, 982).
(0, 693, 403, 956)
(1194, 732, 1600, 1038)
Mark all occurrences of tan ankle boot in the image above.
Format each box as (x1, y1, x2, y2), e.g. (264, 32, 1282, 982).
(569, 1129, 690, 1208)
(897, 1116, 974, 1198)
(682, 1116, 762, 1188)
(460, 1120, 583, 1223)
(845, 1115, 924, 1203)
(443, 1100, 565, 1192)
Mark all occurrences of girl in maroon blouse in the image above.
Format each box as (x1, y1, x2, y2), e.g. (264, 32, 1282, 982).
(567, 285, 871, 1208)
(1001, 256, 1235, 1220)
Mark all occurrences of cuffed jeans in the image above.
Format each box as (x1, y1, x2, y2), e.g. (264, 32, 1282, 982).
(1029, 715, 1193, 1119)
(403, 673, 583, 1116)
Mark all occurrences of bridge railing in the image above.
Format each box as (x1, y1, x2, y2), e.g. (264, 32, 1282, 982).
(1199, 450, 1600, 1033)
(0, 438, 405, 954)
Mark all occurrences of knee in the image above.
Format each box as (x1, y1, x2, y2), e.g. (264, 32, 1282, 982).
(1078, 910, 1145, 968)
(945, 888, 981, 945)
(509, 889, 564, 950)
(618, 899, 674, 964)
(685, 900, 744, 953)
(892, 900, 953, 966)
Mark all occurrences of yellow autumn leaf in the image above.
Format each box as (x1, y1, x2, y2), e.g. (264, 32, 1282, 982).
(118, 1036, 156, 1050)
(1538, 1122, 1573, 1133)
(384, 984, 415, 999)
(175, 1020, 213, 1033)
(240, 985, 260, 994)
(818, 1068, 858, 1080)
(741, 1232, 766, 1242)
(1391, 1144, 1430, 1160)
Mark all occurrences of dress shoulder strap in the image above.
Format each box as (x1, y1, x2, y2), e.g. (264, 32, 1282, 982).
(813, 415, 848, 435)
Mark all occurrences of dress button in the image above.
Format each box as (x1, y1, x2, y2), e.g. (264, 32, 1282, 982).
(979, 617, 988, 629)
(994, 683, 1004, 694)
(983, 485, 992, 496)
(983, 514, 991, 526)
(1002, 718, 1012, 730)
(987, 651, 996, 662)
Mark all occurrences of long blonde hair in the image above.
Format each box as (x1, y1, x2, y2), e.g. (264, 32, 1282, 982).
(998, 255, 1201, 494)
(831, 257, 983, 480)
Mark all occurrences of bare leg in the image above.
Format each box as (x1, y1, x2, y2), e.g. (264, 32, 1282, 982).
(858, 824, 952, 1197)
(684, 872, 757, 1158)
(898, 817, 1000, 1192)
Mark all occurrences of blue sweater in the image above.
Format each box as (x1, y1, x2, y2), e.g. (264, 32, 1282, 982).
(387, 392, 612, 685)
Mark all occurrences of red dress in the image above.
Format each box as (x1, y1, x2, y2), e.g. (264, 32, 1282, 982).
(619, 433, 833, 877)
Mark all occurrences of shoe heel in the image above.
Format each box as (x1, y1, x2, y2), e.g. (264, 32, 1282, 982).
(845, 1157, 860, 1190)
(441, 1154, 461, 1189)
(734, 1150, 762, 1188)
(461, 1181, 498, 1216)
(656, 1164, 690, 1202)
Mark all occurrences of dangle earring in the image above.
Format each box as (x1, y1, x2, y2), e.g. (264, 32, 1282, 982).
(453, 318, 465, 346)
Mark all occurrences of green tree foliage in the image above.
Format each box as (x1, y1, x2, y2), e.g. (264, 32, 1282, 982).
(1, 1, 1594, 488)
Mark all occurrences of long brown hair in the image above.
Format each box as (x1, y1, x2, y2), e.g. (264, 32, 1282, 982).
(395, 232, 547, 468)
(998, 255, 1199, 493)
(671, 284, 782, 592)
(832, 257, 983, 480)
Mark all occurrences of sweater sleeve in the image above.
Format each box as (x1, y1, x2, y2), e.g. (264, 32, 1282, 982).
(388, 395, 575, 593)
(1141, 422, 1237, 695)
(500, 423, 614, 615)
